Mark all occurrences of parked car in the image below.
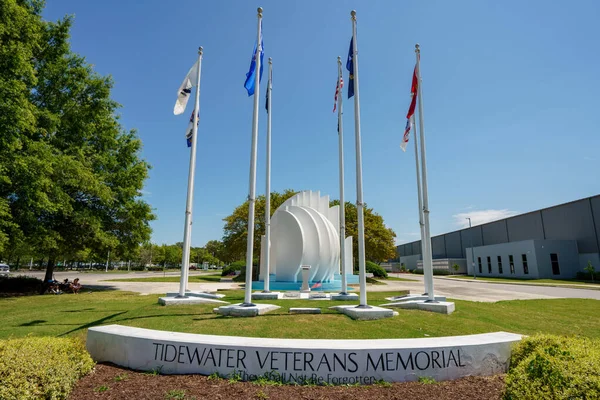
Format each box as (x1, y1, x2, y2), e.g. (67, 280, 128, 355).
(0, 263, 9, 278)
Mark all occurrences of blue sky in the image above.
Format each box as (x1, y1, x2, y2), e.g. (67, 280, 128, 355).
(43, 0, 600, 247)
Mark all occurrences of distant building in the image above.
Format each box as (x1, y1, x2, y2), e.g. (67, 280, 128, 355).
(397, 195, 600, 279)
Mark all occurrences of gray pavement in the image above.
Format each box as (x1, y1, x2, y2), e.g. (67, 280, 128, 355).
(13, 270, 600, 302)
(374, 274, 600, 302)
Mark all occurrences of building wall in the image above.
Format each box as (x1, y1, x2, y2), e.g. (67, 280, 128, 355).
(466, 240, 540, 278)
(534, 240, 580, 279)
(399, 254, 421, 270)
(445, 231, 463, 258)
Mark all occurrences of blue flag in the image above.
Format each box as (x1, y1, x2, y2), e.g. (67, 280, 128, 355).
(244, 26, 264, 96)
(346, 37, 354, 99)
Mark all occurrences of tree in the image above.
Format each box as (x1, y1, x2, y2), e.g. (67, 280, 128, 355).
(221, 190, 397, 265)
(0, 2, 154, 282)
(222, 189, 297, 263)
(585, 261, 595, 282)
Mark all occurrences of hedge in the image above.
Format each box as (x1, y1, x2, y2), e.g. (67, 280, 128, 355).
(365, 261, 388, 278)
(0, 276, 43, 294)
(0, 337, 95, 400)
(504, 334, 600, 400)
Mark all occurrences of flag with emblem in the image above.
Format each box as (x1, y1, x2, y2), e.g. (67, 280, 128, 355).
(244, 23, 264, 96)
(174, 60, 199, 115)
(185, 110, 199, 147)
(346, 38, 355, 98)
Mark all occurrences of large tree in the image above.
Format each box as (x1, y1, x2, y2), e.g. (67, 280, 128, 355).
(222, 190, 396, 265)
(0, 1, 154, 280)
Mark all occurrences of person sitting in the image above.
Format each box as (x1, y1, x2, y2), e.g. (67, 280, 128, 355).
(69, 278, 82, 294)
(45, 278, 61, 294)
(59, 278, 70, 292)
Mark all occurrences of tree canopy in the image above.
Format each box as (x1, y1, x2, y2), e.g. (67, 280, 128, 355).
(0, 0, 154, 278)
(222, 190, 397, 264)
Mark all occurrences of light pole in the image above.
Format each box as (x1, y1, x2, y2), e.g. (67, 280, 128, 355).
(467, 217, 476, 279)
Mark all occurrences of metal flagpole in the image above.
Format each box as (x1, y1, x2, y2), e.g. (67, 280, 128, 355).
(263, 57, 272, 293)
(337, 56, 348, 295)
(350, 10, 369, 308)
(412, 115, 430, 295)
(242, 7, 263, 306)
(177, 46, 204, 298)
(415, 44, 436, 302)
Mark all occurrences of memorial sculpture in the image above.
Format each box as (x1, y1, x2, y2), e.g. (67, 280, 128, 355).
(257, 191, 356, 289)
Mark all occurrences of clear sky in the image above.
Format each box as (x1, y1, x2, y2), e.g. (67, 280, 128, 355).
(43, 0, 600, 247)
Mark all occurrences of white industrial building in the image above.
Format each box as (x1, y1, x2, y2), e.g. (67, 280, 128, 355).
(397, 195, 600, 279)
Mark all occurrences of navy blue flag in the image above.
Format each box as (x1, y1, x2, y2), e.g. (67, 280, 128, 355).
(346, 37, 354, 98)
(265, 88, 269, 113)
(244, 25, 264, 96)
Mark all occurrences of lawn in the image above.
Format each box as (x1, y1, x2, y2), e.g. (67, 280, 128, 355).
(384, 276, 418, 282)
(448, 275, 599, 287)
(105, 274, 223, 283)
(1, 290, 599, 341)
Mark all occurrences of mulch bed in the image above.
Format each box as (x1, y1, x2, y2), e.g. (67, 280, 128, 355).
(70, 363, 506, 400)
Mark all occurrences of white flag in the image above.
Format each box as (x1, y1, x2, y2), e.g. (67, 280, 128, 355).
(173, 60, 199, 115)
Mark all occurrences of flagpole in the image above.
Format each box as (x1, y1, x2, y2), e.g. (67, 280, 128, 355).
(263, 57, 272, 293)
(336, 56, 348, 295)
(350, 10, 369, 308)
(178, 46, 203, 298)
(412, 114, 430, 295)
(415, 44, 436, 302)
(242, 7, 263, 306)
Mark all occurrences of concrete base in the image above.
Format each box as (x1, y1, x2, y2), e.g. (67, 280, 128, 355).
(330, 305, 398, 320)
(213, 303, 280, 317)
(385, 294, 447, 302)
(330, 293, 360, 301)
(251, 292, 281, 300)
(381, 300, 456, 315)
(289, 307, 322, 314)
(158, 296, 229, 306)
(166, 291, 226, 299)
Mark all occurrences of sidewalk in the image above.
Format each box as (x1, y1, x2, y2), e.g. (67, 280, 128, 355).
(436, 276, 600, 291)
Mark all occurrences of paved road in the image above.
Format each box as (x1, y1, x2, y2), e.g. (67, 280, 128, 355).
(15, 270, 600, 302)
(375, 274, 600, 302)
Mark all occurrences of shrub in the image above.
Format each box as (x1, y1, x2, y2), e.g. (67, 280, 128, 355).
(366, 261, 388, 278)
(504, 334, 600, 400)
(576, 271, 597, 281)
(0, 336, 95, 400)
(0, 276, 43, 294)
(221, 260, 245, 277)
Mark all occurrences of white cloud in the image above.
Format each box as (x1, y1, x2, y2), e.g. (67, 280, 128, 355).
(453, 209, 518, 229)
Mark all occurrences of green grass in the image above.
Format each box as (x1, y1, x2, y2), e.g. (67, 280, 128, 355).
(1, 290, 599, 341)
(381, 276, 417, 282)
(448, 275, 599, 287)
(104, 274, 223, 283)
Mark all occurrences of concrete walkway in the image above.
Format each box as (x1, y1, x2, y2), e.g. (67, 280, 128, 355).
(15, 270, 600, 302)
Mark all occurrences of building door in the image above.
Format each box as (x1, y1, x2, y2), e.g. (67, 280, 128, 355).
(550, 253, 560, 275)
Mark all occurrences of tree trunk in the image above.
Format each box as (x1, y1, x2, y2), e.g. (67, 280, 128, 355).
(43, 256, 56, 283)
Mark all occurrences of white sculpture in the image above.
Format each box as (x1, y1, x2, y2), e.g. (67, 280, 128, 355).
(259, 191, 353, 284)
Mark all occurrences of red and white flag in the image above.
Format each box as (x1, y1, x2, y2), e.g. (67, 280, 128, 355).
(401, 65, 419, 152)
(333, 77, 344, 112)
